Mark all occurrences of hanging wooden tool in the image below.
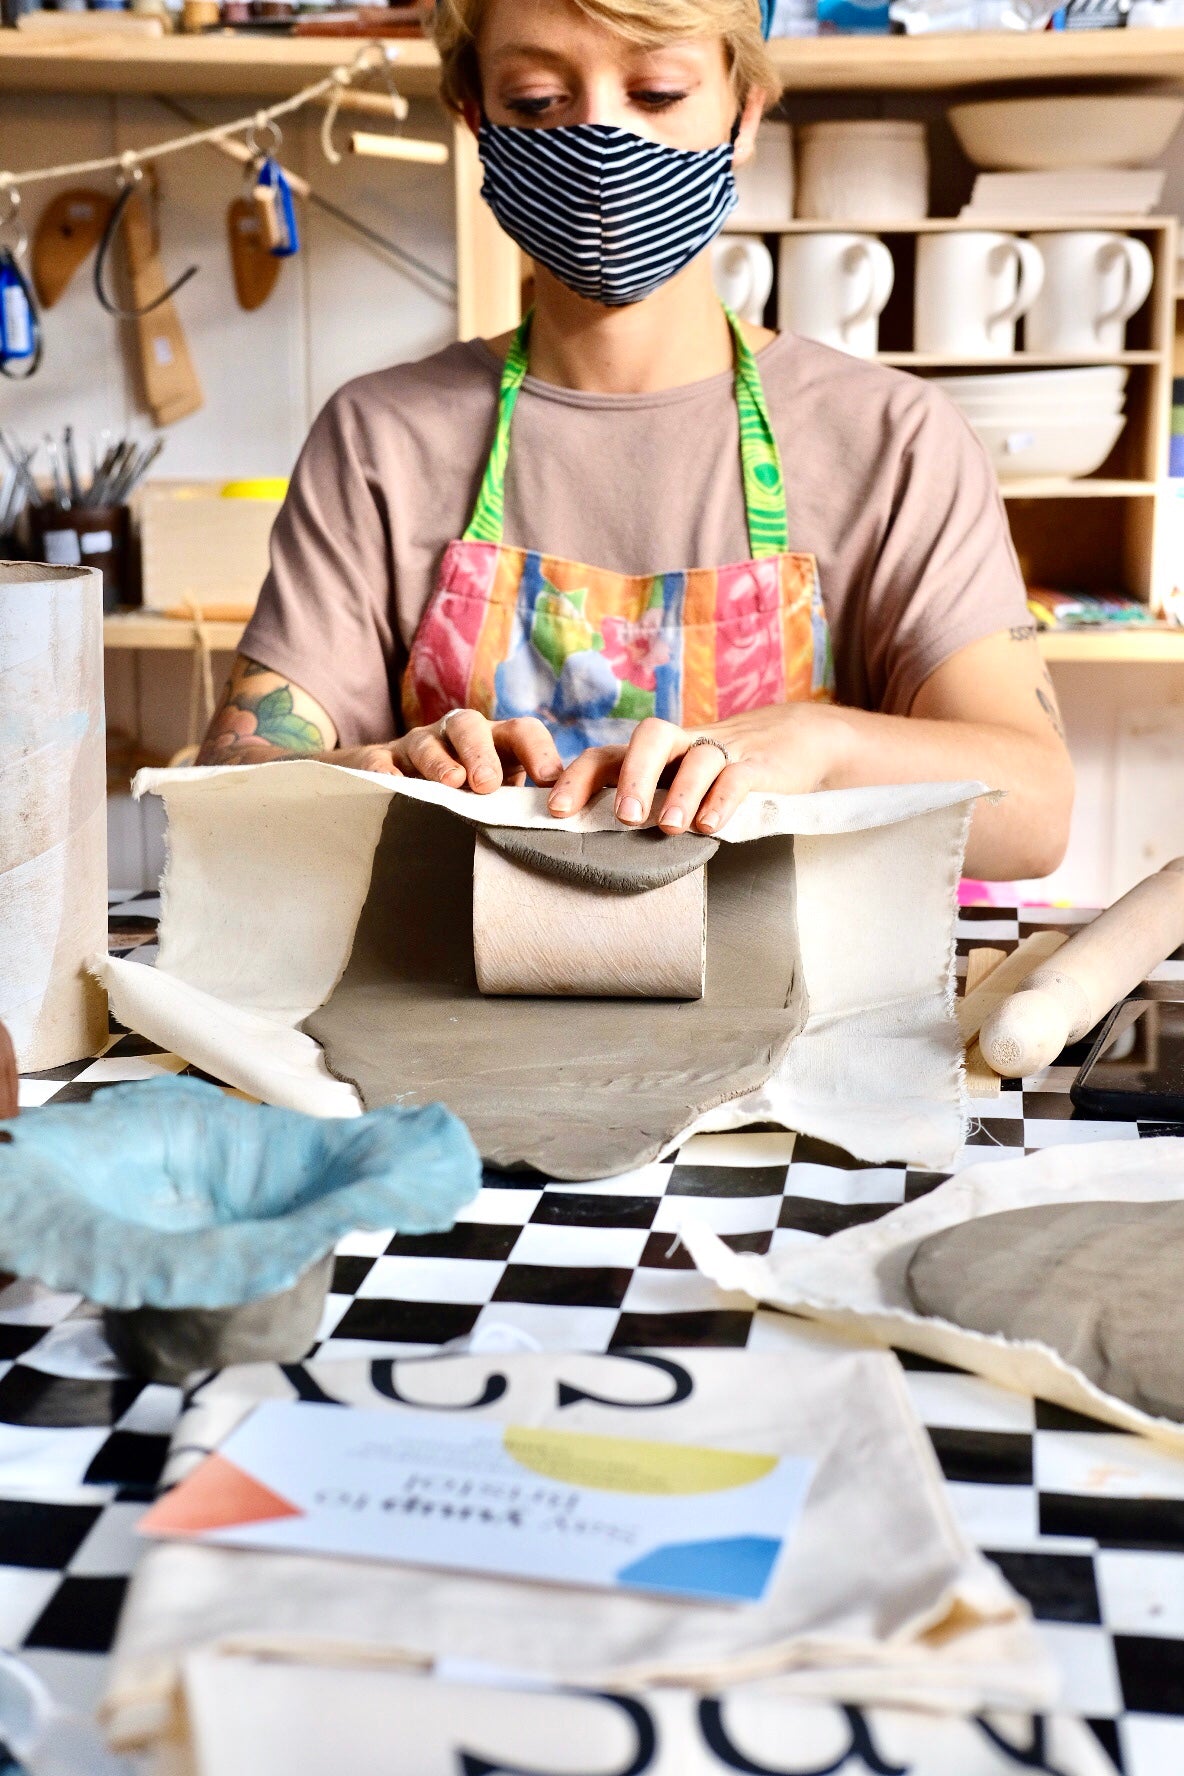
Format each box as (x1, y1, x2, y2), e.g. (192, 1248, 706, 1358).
(227, 197, 280, 311)
(319, 56, 447, 167)
(101, 172, 202, 426)
(31, 188, 114, 308)
(349, 132, 450, 165)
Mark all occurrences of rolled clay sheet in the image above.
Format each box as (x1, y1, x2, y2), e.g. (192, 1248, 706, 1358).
(304, 798, 806, 1180)
(472, 827, 714, 999)
(0, 562, 108, 1070)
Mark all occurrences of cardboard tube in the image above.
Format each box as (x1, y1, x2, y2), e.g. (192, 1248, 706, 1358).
(0, 563, 108, 1070)
(472, 833, 706, 999)
(979, 859, 1184, 1079)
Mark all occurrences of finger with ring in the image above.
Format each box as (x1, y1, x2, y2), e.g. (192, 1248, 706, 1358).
(659, 735, 733, 834)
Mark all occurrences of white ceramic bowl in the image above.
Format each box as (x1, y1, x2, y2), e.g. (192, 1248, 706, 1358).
(931, 366, 1129, 402)
(950, 394, 1126, 422)
(968, 414, 1126, 481)
(948, 95, 1184, 171)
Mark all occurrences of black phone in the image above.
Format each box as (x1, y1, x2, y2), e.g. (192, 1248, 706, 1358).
(1071, 998, 1184, 1122)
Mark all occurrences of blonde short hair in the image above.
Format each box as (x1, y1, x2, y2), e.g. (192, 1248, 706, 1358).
(433, 0, 779, 117)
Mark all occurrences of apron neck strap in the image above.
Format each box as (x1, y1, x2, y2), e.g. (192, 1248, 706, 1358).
(462, 306, 790, 559)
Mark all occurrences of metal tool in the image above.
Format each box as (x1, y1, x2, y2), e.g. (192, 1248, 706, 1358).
(0, 426, 165, 516)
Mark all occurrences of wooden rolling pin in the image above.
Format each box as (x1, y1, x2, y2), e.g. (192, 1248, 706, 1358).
(0, 1019, 15, 1121)
(979, 859, 1184, 1078)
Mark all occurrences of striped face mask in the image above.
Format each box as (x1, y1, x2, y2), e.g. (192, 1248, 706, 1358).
(477, 119, 740, 308)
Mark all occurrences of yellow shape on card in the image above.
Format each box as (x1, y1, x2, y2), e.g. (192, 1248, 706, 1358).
(502, 1427, 777, 1495)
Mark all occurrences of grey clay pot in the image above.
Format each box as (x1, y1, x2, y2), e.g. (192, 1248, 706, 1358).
(102, 1251, 336, 1387)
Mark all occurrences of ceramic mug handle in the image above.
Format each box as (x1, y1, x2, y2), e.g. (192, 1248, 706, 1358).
(1097, 237, 1154, 336)
(989, 237, 1044, 328)
(841, 238, 895, 333)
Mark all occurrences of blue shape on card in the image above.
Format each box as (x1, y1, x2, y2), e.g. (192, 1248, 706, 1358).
(616, 1535, 782, 1603)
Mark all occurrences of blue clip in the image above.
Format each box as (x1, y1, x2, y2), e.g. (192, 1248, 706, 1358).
(0, 247, 41, 378)
(256, 157, 300, 259)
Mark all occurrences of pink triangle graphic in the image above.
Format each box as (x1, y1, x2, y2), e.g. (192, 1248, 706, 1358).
(141, 1452, 303, 1538)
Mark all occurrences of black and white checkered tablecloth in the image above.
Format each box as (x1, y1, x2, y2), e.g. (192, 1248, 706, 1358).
(3, 895, 1183, 1765)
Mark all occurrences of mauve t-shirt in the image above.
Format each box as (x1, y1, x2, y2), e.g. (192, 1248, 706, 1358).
(242, 331, 1029, 746)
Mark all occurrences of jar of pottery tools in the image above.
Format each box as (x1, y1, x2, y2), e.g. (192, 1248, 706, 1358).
(27, 504, 132, 611)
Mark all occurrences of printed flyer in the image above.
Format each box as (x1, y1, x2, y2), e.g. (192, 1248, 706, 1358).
(141, 1402, 816, 1606)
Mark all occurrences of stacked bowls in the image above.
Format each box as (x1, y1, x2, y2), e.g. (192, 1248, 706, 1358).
(931, 366, 1129, 481)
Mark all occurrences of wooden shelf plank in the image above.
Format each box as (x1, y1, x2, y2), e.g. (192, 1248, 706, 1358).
(878, 351, 1160, 368)
(1040, 629, 1184, 662)
(728, 220, 1173, 238)
(101, 612, 1184, 668)
(765, 28, 1184, 90)
(0, 31, 443, 98)
(5, 26, 1184, 98)
(104, 612, 246, 651)
(1000, 479, 1157, 499)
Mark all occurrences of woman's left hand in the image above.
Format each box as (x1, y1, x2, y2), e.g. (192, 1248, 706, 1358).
(547, 704, 851, 835)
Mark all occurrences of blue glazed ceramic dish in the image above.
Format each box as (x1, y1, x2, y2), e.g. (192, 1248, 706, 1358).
(0, 1076, 481, 1312)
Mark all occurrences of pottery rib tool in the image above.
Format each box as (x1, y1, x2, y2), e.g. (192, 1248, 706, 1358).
(31, 189, 114, 308)
(118, 187, 203, 426)
(227, 198, 281, 312)
(980, 859, 1184, 1079)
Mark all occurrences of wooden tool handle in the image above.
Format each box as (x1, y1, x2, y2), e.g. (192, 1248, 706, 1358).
(0, 1019, 16, 1120)
(121, 190, 204, 427)
(472, 834, 706, 1000)
(980, 859, 1184, 1078)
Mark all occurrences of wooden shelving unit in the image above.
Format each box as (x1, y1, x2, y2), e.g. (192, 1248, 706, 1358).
(728, 215, 1177, 615)
(6, 25, 1184, 99)
(5, 24, 1183, 659)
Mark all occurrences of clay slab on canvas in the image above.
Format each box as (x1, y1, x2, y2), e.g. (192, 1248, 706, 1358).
(305, 800, 807, 1180)
(906, 1200, 1184, 1422)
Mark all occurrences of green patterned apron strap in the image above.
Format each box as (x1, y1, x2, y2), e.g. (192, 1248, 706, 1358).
(463, 311, 534, 545)
(724, 305, 790, 560)
(463, 305, 790, 558)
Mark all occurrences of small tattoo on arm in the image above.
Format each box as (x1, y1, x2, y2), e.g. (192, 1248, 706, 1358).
(1036, 685, 1065, 742)
(1009, 623, 1039, 642)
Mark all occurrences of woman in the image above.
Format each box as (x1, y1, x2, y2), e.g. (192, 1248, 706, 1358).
(199, 0, 1073, 881)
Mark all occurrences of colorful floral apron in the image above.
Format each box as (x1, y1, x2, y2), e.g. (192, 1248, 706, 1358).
(402, 308, 834, 763)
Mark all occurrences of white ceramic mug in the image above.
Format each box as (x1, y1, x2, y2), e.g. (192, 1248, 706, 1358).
(796, 120, 928, 224)
(1026, 232, 1155, 355)
(733, 121, 795, 228)
(778, 233, 895, 358)
(712, 237, 776, 325)
(914, 232, 1044, 357)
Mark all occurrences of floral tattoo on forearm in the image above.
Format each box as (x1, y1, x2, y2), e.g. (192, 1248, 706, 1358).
(203, 661, 325, 762)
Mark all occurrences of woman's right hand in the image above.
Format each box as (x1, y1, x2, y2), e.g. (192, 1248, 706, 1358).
(333, 711, 564, 793)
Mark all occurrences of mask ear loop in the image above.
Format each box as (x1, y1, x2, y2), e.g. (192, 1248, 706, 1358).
(0, 185, 43, 381)
(94, 156, 200, 320)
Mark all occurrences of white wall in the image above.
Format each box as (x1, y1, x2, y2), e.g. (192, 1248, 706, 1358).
(0, 89, 458, 888)
(3, 85, 1184, 902)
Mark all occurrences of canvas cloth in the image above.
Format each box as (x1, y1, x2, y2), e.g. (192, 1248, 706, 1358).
(93, 764, 984, 1173)
(684, 1138, 1184, 1451)
(101, 1342, 1050, 1754)
(164, 1654, 1116, 1776)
